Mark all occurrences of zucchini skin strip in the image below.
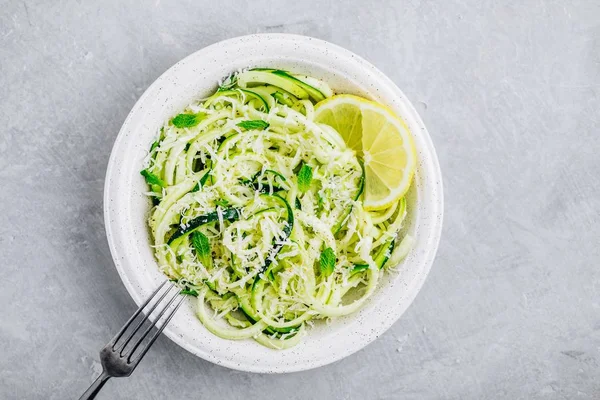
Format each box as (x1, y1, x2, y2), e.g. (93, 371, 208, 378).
(168, 208, 241, 244)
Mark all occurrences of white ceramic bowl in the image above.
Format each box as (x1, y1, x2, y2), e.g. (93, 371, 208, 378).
(104, 34, 443, 373)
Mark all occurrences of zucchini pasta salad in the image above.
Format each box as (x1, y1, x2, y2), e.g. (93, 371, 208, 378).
(141, 68, 417, 349)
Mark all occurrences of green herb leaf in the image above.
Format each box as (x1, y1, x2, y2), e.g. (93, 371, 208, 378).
(140, 169, 165, 187)
(180, 289, 199, 297)
(191, 183, 200, 192)
(191, 231, 211, 267)
(236, 120, 270, 130)
(172, 113, 204, 128)
(295, 198, 302, 210)
(320, 247, 336, 276)
(297, 164, 313, 193)
(150, 140, 160, 152)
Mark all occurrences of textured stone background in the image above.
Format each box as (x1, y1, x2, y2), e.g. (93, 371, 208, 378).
(1, 1, 599, 399)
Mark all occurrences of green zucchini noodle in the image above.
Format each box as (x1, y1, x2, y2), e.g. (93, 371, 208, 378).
(141, 68, 413, 349)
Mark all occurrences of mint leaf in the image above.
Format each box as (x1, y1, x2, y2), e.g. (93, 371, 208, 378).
(180, 289, 198, 297)
(320, 247, 336, 276)
(172, 113, 204, 128)
(191, 231, 211, 267)
(297, 164, 313, 193)
(236, 120, 270, 130)
(140, 169, 165, 187)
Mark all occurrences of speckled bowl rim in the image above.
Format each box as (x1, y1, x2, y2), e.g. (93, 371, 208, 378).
(104, 33, 443, 373)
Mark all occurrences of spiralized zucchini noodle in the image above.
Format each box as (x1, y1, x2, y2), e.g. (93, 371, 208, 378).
(141, 68, 413, 349)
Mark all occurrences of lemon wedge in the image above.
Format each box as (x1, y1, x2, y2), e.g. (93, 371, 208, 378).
(315, 95, 416, 210)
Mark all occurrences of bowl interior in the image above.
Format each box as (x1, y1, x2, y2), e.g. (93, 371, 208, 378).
(104, 34, 443, 373)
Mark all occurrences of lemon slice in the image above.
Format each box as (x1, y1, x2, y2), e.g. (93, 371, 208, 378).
(315, 95, 416, 210)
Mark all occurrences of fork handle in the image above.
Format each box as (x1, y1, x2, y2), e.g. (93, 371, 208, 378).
(79, 371, 110, 400)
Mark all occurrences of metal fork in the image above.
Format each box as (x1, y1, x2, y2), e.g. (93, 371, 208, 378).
(79, 281, 184, 400)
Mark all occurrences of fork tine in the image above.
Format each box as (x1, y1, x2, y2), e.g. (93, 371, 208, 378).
(129, 296, 185, 364)
(116, 284, 177, 355)
(126, 289, 184, 363)
(109, 280, 169, 350)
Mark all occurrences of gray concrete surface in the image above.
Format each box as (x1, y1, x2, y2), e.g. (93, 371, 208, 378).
(1, 0, 599, 399)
